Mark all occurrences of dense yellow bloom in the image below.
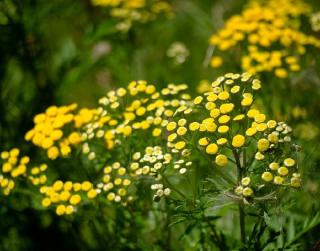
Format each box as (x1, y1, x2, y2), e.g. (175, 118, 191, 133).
(209, 0, 320, 78)
(92, 0, 172, 32)
(0, 73, 302, 216)
(162, 72, 301, 201)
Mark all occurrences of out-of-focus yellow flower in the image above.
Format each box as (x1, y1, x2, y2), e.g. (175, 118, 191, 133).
(92, 0, 172, 32)
(209, 0, 320, 78)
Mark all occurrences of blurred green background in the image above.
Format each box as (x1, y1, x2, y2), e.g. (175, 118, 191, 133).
(1, 0, 320, 250)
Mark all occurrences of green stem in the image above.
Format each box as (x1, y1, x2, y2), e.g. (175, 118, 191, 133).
(239, 204, 246, 245)
(162, 174, 188, 200)
(233, 149, 246, 245)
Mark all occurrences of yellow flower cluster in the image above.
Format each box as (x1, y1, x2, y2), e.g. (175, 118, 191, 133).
(209, 0, 320, 78)
(1, 74, 302, 215)
(25, 104, 95, 160)
(100, 161, 133, 204)
(0, 148, 28, 195)
(80, 80, 191, 161)
(1, 81, 192, 215)
(130, 146, 173, 176)
(28, 164, 48, 186)
(162, 72, 301, 200)
(0, 148, 49, 195)
(235, 177, 253, 197)
(40, 180, 98, 216)
(91, 0, 172, 32)
(130, 145, 191, 200)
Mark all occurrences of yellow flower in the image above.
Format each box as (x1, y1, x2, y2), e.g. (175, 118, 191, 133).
(69, 194, 81, 205)
(291, 177, 301, 188)
(166, 122, 177, 131)
(220, 103, 234, 114)
(168, 133, 177, 142)
(233, 114, 245, 121)
(235, 186, 243, 195)
(152, 128, 162, 137)
(81, 181, 92, 191)
(269, 162, 279, 170)
(68, 132, 82, 144)
(274, 176, 284, 185)
(189, 122, 200, 131)
(175, 141, 186, 150)
(87, 189, 98, 199)
(177, 127, 187, 136)
(107, 192, 115, 201)
(241, 177, 251, 186)
(198, 137, 209, 146)
(56, 205, 66, 216)
(206, 143, 218, 155)
(193, 96, 203, 105)
(278, 166, 289, 176)
(218, 125, 229, 134)
(257, 139, 270, 152)
(246, 127, 257, 136)
(275, 68, 288, 78)
(215, 154, 228, 167)
(232, 135, 245, 148)
(210, 56, 223, 68)
(283, 158, 295, 167)
(261, 172, 273, 182)
(242, 187, 253, 197)
(218, 115, 230, 124)
(231, 86, 240, 93)
(217, 138, 228, 145)
(42, 198, 51, 207)
(267, 120, 277, 128)
(254, 114, 266, 123)
(47, 147, 59, 160)
(268, 133, 279, 143)
(218, 91, 230, 101)
(65, 205, 74, 215)
(241, 96, 253, 106)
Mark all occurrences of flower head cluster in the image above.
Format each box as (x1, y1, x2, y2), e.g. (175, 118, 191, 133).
(1, 74, 302, 215)
(27, 164, 48, 186)
(209, 0, 320, 78)
(130, 145, 191, 200)
(80, 80, 191, 161)
(25, 104, 86, 160)
(2, 81, 192, 215)
(91, 0, 172, 32)
(311, 12, 320, 32)
(0, 148, 49, 195)
(99, 161, 133, 204)
(163, 72, 301, 200)
(40, 180, 98, 215)
(167, 42, 190, 65)
(0, 148, 28, 195)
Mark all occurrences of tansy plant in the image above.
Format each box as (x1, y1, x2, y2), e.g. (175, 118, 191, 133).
(91, 0, 172, 32)
(208, 0, 320, 79)
(1, 80, 192, 216)
(0, 74, 302, 248)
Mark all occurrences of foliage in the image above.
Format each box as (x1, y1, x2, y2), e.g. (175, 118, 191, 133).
(1, 0, 320, 250)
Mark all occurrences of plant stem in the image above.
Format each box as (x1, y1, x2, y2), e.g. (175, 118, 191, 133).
(239, 204, 246, 245)
(233, 149, 246, 245)
(162, 174, 188, 200)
